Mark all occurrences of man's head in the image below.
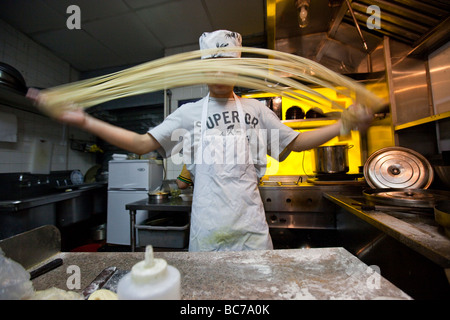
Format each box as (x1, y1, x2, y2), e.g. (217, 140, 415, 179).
(199, 30, 242, 97)
(199, 30, 242, 59)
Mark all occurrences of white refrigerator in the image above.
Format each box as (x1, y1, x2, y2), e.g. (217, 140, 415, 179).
(107, 159, 163, 245)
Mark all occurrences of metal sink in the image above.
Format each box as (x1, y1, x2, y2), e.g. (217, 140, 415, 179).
(0, 183, 106, 240)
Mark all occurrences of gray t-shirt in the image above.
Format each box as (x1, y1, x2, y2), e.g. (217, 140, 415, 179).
(149, 96, 299, 178)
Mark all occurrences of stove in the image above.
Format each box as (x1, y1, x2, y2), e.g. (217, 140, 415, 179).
(259, 175, 335, 229)
(314, 173, 363, 181)
(258, 175, 365, 249)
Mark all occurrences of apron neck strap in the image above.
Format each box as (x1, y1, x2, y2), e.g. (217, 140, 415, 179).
(201, 92, 245, 134)
(197, 92, 246, 164)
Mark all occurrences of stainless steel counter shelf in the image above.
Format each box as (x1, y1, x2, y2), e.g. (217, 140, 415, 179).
(126, 197, 192, 251)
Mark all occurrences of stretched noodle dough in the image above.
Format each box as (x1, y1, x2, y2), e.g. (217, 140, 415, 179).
(88, 289, 118, 300)
(35, 47, 386, 117)
(30, 287, 84, 300)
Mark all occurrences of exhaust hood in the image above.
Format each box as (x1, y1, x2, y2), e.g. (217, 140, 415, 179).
(269, 0, 450, 74)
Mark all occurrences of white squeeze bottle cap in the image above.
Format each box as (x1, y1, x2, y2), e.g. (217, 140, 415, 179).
(117, 246, 181, 300)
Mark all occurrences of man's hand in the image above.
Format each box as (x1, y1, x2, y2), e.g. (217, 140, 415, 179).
(26, 87, 43, 104)
(56, 109, 89, 128)
(27, 88, 88, 128)
(340, 104, 373, 135)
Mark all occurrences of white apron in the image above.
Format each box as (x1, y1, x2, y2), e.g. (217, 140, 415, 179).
(189, 93, 273, 251)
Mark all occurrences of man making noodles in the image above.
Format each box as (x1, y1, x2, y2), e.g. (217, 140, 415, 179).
(28, 30, 373, 252)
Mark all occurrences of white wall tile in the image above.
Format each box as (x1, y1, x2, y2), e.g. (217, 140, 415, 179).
(0, 105, 96, 174)
(0, 19, 80, 88)
(0, 20, 95, 174)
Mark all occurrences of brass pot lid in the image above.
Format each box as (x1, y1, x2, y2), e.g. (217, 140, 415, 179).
(364, 147, 433, 189)
(363, 189, 448, 208)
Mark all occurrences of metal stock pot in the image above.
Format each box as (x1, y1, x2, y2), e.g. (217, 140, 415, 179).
(313, 145, 351, 174)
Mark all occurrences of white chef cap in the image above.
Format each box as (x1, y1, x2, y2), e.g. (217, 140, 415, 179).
(199, 30, 242, 59)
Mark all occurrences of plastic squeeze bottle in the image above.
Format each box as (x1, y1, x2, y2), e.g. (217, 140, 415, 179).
(117, 245, 181, 300)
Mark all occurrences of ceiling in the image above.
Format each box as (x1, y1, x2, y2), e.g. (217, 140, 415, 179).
(0, 0, 449, 74)
(0, 0, 266, 72)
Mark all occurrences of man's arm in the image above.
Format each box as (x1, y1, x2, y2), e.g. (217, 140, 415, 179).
(286, 120, 342, 153)
(73, 111, 160, 155)
(285, 104, 373, 153)
(27, 89, 161, 155)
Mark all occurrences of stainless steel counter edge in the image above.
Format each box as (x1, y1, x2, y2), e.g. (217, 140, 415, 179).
(0, 183, 106, 212)
(324, 192, 450, 268)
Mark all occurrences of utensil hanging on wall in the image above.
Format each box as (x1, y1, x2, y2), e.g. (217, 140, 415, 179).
(0, 62, 27, 94)
(305, 107, 325, 118)
(285, 106, 305, 119)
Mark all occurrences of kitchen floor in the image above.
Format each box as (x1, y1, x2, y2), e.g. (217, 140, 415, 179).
(96, 244, 187, 252)
(270, 228, 339, 249)
(68, 228, 340, 252)
(60, 220, 104, 251)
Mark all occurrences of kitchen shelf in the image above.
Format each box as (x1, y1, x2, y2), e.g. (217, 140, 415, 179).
(0, 86, 46, 116)
(281, 118, 338, 129)
(394, 111, 450, 131)
(70, 139, 104, 153)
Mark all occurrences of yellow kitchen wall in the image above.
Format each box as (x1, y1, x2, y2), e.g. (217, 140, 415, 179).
(243, 82, 393, 176)
(367, 118, 395, 156)
(281, 87, 349, 118)
(264, 130, 362, 176)
(364, 83, 395, 155)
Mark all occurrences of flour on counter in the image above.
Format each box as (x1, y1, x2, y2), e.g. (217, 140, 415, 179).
(275, 282, 317, 300)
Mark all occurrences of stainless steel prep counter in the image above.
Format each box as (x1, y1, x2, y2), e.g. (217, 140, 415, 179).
(324, 192, 450, 268)
(324, 191, 450, 299)
(126, 197, 192, 251)
(0, 182, 107, 241)
(0, 182, 106, 212)
(31, 247, 411, 300)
